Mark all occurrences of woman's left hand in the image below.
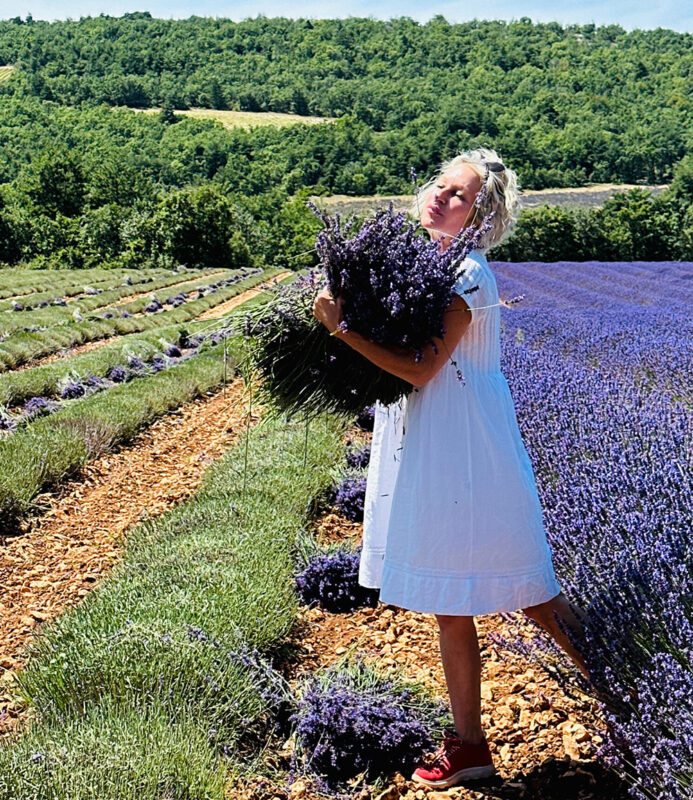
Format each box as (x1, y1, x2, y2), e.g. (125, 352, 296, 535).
(312, 286, 345, 333)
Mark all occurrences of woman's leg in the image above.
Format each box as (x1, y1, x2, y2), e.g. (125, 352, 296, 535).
(521, 591, 590, 681)
(435, 614, 486, 744)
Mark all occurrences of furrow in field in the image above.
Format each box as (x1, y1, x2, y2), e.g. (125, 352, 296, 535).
(13, 337, 123, 372)
(0, 379, 262, 738)
(194, 270, 294, 320)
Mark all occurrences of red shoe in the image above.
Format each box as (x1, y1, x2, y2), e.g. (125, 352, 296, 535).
(411, 733, 497, 789)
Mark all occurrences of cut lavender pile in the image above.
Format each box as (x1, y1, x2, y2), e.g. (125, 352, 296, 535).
(294, 546, 379, 613)
(346, 443, 371, 470)
(288, 654, 451, 792)
(334, 473, 367, 522)
(23, 396, 58, 420)
(59, 380, 86, 400)
(107, 365, 130, 383)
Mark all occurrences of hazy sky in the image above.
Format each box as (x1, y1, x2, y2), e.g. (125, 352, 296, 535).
(2, 0, 692, 33)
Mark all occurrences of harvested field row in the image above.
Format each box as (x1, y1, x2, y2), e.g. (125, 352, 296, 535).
(0, 378, 257, 737)
(196, 270, 294, 320)
(0, 267, 280, 372)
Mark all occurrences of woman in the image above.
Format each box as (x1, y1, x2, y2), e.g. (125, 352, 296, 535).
(312, 147, 592, 790)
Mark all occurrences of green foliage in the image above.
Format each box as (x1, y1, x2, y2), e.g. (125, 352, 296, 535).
(493, 189, 693, 261)
(150, 184, 253, 269)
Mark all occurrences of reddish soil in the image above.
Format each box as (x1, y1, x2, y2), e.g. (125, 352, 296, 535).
(196, 271, 294, 320)
(16, 336, 123, 370)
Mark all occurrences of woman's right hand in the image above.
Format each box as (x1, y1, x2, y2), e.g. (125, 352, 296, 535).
(313, 286, 345, 333)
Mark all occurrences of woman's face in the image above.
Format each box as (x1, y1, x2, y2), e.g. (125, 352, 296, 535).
(420, 164, 483, 249)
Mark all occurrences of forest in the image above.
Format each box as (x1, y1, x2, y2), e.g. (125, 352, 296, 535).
(0, 14, 692, 266)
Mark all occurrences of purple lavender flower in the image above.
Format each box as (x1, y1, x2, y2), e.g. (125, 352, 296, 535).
(236, 204, 492, 419)
(85, 374, 107, 390)
(294, 547, 379, 613)
(144, 299, 162, 313)
(23, 396, 58, 419)
(289, 655, 449, 790)
(127, 356, 146, 372)
(121, 310, 133, 318)
(163, 343, 182, 358)
(60, 381, 86, 400)
(150, 355, 167, 373)
(334, 474, 367, 522)
(52, 297, 66, 306)
(11, 301, 23, 311)
(107, 365, 129, 383)
(345, 444, 370, 470)
(354, 405, 375, 431)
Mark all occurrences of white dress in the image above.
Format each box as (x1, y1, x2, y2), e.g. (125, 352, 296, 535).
(358, 250, 562, 615)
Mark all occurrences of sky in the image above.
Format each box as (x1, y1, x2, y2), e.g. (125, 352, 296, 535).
(2, 0, 692, 33)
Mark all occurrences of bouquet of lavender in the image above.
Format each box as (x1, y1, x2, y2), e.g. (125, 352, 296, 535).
(236, 204, 490, 419)
(288, 653, 453, 791)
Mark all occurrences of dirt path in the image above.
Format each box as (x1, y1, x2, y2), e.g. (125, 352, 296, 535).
(0, 378, 261, 738)
(15, 336, 123, 371)
(196, 271, 294, 321)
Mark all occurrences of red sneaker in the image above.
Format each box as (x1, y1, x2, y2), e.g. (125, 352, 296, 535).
(411, 733, 497, 789)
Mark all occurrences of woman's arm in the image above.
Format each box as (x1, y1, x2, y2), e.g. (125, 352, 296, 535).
(312, 288, 473, 388)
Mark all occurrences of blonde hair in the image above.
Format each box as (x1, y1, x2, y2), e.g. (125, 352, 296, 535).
(409, 147, 520, 251)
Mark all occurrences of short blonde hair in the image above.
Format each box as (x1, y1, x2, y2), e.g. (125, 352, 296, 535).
(409, 147, 520, 251)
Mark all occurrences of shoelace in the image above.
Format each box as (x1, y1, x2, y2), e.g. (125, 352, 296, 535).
(427, 736, 462, 769)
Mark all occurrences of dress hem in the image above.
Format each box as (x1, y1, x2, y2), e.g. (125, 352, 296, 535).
(377, 560, 562, 616)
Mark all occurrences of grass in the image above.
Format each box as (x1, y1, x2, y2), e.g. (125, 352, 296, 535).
(0, 404, 348, 799)
(0, 267, 283, 371)
(129, 106, 334, 129)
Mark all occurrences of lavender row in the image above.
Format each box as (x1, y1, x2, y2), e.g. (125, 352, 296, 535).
(0, 326, 235, 435)
(496, 263, 692, 800)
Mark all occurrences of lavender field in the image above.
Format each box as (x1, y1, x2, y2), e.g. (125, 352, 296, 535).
(494, 260, 692, 800)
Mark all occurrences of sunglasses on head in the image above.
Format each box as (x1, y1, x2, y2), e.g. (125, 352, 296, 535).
(483, 160, 505, 176)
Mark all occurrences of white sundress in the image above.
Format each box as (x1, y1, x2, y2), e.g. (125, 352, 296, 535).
(358, 249, 562, 616)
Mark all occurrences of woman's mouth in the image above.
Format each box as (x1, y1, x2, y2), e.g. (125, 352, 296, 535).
(427, 204, 442, 216)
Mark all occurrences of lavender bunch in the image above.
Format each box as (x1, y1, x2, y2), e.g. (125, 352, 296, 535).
(107, 365, 130, 383)
(334, 473, 367, 522)
(313, 202, 489, 359)
(294, 546, 379, 613)
(235, 269, 410, 420)
(289, 654, 451, 791)
(59, 379, 86, 400)
(346, 444, 371, 470)
(235, 204, 491, 419)
(23, 396, 58, 419)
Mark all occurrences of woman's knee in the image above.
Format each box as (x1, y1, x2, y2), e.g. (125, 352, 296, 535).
(434, 613, 476, 632)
